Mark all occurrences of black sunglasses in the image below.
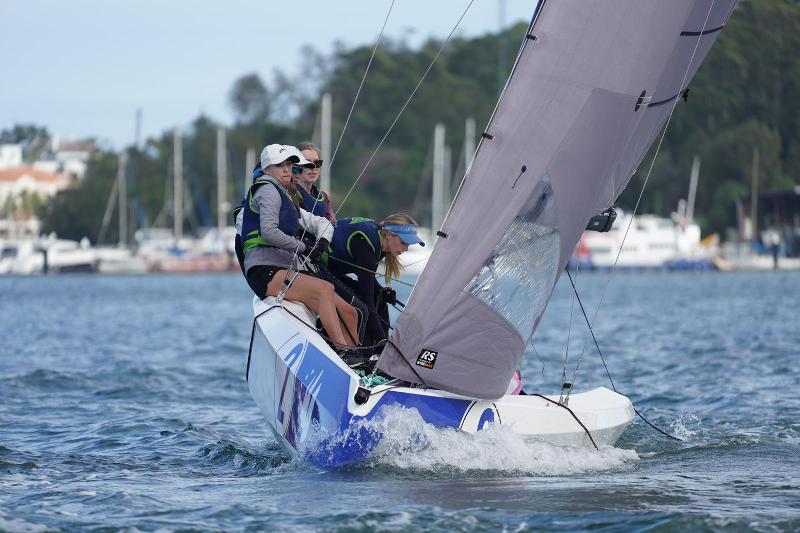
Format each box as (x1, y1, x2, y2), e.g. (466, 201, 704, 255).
(292, 160, 323, 173)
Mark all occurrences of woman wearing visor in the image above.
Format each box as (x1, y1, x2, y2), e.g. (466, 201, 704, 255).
(238, 143, 359, 351)
(291, 141, 335, 223)
(323, 213, 424, 346)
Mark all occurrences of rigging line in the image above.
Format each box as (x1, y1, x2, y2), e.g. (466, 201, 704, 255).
(565, 268, 616, 391)
(329, 0, 396, 170)
(281, 0, 471, 297)
(331, 0, 477, 223)
(530, 343, 545, 377)
(634, 406, 683, 441)
(559, 261, 578, 405)
(325, 255, 415, 288)
(567, 0, 718, 397)
(529, 393, 599, 450)
(442, 1, 544, 233)
(565, 272, 685, 442)
(296, 0, 397, 237)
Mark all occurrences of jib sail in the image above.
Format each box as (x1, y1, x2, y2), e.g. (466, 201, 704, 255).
(377, 0, 737, 399)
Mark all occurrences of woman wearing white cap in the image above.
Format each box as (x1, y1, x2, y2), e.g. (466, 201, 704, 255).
(239, 143, 359, 349)
(322, 213, 425, 346)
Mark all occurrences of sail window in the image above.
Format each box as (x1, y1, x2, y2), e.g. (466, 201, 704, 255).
(465, 174, 560, 342)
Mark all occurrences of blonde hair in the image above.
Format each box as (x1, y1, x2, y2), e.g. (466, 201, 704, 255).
(380, 212, 417, 285)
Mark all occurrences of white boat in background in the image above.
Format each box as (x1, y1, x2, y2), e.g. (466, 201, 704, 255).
(7, 236, 98, 274)
(95, 246, 148, 274)
(397, 227, 433, 275)
(574, 210, 717, 270)
(0, 241, 21, 274)
(245, 0, 735, 468)
(134, 228, 235, 273)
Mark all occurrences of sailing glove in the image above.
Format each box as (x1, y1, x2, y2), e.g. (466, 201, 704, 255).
(301, 236, 328, 263)
(381, 286, 397, 305)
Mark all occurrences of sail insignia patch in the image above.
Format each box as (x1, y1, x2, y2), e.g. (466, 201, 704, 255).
(416, 349, 438, 369)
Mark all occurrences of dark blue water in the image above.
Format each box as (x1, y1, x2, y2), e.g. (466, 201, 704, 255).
(1, 272, 798, 531)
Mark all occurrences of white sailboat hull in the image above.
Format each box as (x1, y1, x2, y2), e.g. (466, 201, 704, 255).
(247, 297, 635, 468)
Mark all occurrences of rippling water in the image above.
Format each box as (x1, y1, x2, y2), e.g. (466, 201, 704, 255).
(1, 272, 798, 531)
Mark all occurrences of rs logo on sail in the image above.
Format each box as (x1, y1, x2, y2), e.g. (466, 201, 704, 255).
(416, 349, 438, 369)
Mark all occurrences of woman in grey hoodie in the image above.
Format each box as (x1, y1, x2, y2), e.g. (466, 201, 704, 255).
(240, 144, 358, 349)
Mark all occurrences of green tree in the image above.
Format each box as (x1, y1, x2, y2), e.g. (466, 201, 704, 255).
(229, 73, 270, 124)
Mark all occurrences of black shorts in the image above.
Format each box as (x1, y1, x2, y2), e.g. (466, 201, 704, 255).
(245, 265, 284, 299)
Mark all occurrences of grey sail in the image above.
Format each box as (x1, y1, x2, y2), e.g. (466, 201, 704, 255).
(377, 0, 737, 399)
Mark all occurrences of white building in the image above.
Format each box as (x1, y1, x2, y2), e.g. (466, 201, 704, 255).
(0, 144, 23, 169)
(54, 139, 94, 178)
(0, 167, 71, 205)
(0, 167, 71, 239)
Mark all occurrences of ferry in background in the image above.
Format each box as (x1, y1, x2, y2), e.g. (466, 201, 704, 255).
(571, 210, 718, 271)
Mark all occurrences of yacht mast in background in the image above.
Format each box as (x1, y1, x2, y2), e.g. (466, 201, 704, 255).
(216, 127, 228, 244)
(432, 123, 448, 233)
(320, 92, 332, 194)
(173, 128, 183, 240)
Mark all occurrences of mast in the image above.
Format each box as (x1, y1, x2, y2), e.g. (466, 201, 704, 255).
(750, 146, 759, 241)
(432, 123, 446, 232)
(118, 151, 128, 248)
(686, 156, 700, 224)
(320, 92, 332, 194)
(464, 116, 476, 173)
(497, 0, 508, 94)
(173, 128, 183, 240)
(216, 127, 228, 245)
(245, 148, 256, 196)
(134, 108, 142, 150)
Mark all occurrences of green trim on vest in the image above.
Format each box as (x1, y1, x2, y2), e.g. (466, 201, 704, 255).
(242, 178, 297, 252)
(346, 230, 378, 257)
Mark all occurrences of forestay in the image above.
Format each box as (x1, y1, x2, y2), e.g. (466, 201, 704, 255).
(377, 0, 737, 399)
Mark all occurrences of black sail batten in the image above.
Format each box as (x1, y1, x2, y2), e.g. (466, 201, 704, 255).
(681, 24, 725, 36)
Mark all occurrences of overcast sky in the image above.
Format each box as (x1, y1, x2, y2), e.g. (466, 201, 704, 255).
(0, 0, 537, 149)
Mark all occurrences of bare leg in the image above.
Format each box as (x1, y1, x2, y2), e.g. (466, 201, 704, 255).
(334, 293, 359, 345)
(266, 271, 354, 347)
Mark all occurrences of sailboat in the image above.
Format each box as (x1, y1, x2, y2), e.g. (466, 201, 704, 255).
(246, 0, 737, 467)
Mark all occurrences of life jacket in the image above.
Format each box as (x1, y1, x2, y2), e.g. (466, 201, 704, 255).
(296, 185, 328, 218)
(324, 217, 382, 275)
(237, 176, 300, 252)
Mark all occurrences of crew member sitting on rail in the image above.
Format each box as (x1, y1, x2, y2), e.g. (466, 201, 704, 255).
(237, 143, 360, 353)
(322, 213, 424, 347)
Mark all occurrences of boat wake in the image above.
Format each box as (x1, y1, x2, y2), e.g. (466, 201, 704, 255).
(305, 405, 638, 476)
(669, 413, 703, 440)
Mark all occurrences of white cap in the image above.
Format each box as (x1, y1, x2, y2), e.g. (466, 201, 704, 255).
(284, 145, 315, 168)
(260, 144, 300, 168)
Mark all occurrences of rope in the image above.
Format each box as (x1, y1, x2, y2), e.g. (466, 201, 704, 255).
(558, 262, 578, 404)
(331, 0, 477, 222)
(567, 0, 718, 398)
(279, 0, 396, 298)
(565, 268, 615, 392)
(563, 267, 684, 442)
(529, 393, 598, 450)
(329, 0, 396, 171)
(279, 0, 474, 301)
(634, 406, 683, 442)
(298, 0, 396, 232)
(325, 255, 415, 288)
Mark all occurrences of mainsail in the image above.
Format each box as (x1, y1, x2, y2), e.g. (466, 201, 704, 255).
(377, 0, 737, 399)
